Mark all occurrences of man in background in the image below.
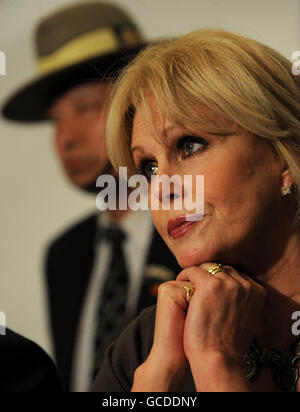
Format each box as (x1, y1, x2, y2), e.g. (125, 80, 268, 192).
(2, 2, 180, 392)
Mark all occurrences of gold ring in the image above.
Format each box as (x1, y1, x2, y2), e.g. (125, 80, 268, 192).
(208, 263, 224, 276)
(183, 286, 194, 303)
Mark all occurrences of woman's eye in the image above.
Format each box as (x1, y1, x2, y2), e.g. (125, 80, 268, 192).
(138, 160, 158, 181)
(179, 136, 208, 159)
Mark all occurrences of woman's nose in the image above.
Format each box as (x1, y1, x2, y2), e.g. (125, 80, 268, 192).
(151, 173, 184, 211)
(150, 171, 204, 217)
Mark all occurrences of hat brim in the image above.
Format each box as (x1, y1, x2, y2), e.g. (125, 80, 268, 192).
(2, 45, 146, 122)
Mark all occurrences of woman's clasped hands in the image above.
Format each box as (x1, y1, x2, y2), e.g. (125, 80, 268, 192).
(132, 263, 267, 392)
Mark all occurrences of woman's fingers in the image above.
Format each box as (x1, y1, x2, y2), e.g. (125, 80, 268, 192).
(176, 263, 267, 365)
(157, 280, 195, 311)
(148, 280, 196, 374)
(132, 279, 195, 392)
(201, 263, 267, 302)
(153, 280, 195, 349)
(177, 262, 266, 301)
(151, 264, 266, 371)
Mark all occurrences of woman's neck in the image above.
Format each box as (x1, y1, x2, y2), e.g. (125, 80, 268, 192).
(254, 231, 300, 349)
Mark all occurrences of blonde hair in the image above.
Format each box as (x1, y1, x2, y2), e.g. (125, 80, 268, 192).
(107, 29, 300, 222)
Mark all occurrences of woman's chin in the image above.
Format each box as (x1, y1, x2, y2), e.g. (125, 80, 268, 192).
(175, 249, 214, 269)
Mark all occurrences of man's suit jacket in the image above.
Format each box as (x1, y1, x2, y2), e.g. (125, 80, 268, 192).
(0, 328, 61, 392)
(45, 213, 181, 391)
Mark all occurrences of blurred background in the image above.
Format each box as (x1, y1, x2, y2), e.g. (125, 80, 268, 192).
(0, 0, 299, 358)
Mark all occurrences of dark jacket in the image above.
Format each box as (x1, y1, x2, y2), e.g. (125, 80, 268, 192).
(0, 328, 61, 392)
(45, 213, 181, 391)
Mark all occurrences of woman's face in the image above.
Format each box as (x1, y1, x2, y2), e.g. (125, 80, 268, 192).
(131, 101, 288, 270)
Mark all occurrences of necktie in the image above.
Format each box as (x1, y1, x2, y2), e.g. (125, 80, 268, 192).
(92, 224, 129, 378)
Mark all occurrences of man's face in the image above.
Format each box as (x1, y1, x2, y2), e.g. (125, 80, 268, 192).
(48, 82, 112, 189)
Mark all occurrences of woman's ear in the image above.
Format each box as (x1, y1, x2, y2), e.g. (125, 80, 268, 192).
(281, 168, 294, 192)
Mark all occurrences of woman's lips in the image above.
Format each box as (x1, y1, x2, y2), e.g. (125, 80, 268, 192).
(167, 214, 202, 239)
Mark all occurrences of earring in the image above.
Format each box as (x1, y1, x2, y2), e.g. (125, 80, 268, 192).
(281, 186, 292, 196)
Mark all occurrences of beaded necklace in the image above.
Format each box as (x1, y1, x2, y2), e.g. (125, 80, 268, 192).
(242, 337, 300, 392)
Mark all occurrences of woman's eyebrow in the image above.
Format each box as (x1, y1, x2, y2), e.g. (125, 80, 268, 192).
(131, 125, 179, 153)
(131, 145, 145, 154)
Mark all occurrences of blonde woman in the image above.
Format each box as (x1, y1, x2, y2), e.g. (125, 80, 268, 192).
(92, 29, 300, 392)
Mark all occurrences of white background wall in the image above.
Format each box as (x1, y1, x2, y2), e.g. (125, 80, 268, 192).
(0, 0, 299, 358)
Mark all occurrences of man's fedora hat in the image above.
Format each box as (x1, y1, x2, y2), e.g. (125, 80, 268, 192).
(2, 2, 146, 122)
